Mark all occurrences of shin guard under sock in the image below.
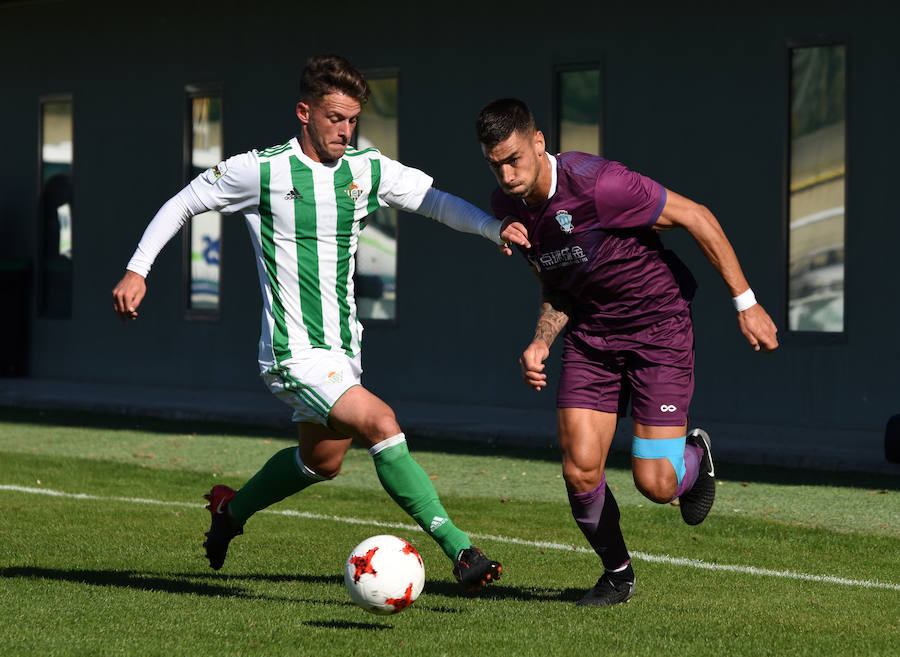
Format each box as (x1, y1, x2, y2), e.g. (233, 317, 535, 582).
(568, 474, 630, 571)
(370, 434, 470, 560)
(228, 446, 326, 525)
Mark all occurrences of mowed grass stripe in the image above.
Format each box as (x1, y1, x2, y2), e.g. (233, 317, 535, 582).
(3, 483, 897, 592)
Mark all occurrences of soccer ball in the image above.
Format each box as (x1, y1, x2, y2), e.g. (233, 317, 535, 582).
(344, 534, 425, 615)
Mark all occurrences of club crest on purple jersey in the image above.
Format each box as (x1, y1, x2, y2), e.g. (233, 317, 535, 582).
(555, 210, 574, 233)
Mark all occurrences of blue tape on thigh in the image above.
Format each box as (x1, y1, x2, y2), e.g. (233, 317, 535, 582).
(632, 436, 687, 484)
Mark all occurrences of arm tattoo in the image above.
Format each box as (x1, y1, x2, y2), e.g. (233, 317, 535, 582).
(534, 287, 571, 347)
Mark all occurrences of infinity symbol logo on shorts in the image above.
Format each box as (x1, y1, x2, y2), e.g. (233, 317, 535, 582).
(659, 404, 678, 412)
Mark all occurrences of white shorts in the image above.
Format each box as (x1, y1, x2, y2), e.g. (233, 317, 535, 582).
(261, 350, 362, 425)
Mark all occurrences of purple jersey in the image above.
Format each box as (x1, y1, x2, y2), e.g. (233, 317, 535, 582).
(491, 152, 696, 332)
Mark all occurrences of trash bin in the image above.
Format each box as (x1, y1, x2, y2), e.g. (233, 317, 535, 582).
(0, 257, 32, 376)
(886, 415, 900, 464)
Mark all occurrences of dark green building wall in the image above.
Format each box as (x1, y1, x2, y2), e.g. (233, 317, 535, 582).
(1, 1, 898, 441)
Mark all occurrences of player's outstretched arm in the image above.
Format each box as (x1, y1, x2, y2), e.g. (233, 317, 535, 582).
(655, 189, 778, 353)
(112, 270, 146, 323)
(112, 184, 215, 324)
(414, 187, 531, 253)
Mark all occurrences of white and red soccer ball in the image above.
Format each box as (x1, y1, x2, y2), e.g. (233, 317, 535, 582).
(344, 534, 425, 615)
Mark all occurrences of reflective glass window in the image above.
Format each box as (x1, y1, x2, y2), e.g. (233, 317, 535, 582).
(355, 76, 398, 321)
(557, 68, 602, 155)
(39, 98, 74, 318)
(186, 93, 223, 315)
(788, 44, 846, 333)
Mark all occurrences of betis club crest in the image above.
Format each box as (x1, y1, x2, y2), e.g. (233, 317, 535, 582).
(345, 182, 363, 201)
(555, 209, 574, 234)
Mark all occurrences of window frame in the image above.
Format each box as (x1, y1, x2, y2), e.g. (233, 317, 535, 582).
(37, 92, 75, 319)
(552, 61, 605, 157)
(783, 35, 849, 343)
(183, 83, 224, 322)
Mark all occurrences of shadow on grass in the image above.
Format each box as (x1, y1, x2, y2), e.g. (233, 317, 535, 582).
(182, 572, 584, 605)
(423, 579, 582, 604)
(2, 407, 896, 491)
(186, 572, 343, 586)
(303, 620, 392, 630)
(0, 566, 251, 598)
(0, 567, 348, 606)
(0, 566, 582, 605)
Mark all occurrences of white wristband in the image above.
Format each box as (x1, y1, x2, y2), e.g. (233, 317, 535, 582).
(733, 288, 757, 312)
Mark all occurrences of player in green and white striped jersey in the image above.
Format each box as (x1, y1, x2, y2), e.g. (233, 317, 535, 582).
(190, 136, 449, 367)
(112, 55, 515, 590)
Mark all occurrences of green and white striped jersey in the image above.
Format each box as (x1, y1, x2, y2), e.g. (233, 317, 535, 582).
(189, 137, 433, 368)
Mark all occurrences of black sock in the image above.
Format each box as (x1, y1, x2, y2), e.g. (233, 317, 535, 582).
(568, 476, 631, 572)
(606, 562, 634, 583)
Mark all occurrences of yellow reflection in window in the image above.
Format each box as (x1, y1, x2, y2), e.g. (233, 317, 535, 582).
(558, 69, 601, 156)
(788, 45, 846, 333)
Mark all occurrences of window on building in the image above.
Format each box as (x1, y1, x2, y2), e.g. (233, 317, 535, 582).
(185, 89, 223, 318)
(787, 42, 846, 334)
(556, 67, 603, 155)
(39, 96, 74, 318)
(355, 74, 398, 321)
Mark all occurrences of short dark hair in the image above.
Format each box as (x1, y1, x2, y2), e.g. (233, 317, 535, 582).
(476, 98, 535, 147)
(300, 54, 370, 103)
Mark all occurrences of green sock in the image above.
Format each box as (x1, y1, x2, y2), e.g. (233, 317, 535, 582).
(228, 446, 325, 525)
(370, 434, 470, 561)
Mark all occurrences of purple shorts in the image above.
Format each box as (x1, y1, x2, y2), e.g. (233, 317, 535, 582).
(557, 309, 694, 426)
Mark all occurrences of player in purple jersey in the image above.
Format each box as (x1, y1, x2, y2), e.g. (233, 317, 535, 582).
(476, 98, 778, 607)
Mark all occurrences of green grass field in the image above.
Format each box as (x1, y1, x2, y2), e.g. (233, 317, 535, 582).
(1, 408, 898, 657)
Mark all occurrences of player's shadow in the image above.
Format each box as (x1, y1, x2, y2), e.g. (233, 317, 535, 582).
(423, 579, 582, 603)
(303, 620, 392, 631)
(199, 573, 578, 605)
(187, 571, 344, 587)
(0, 566, 248, 597)
(1, 566, 582, 608)
(0, 567, 344, 606)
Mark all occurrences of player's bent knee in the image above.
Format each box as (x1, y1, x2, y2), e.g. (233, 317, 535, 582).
(364, 411, 402, 444)
(311, 463, 342, 479)
(631, 435, 685, 503)
(299, 453, 343, 480)
(633, 474, 673, 504)
(296, 444, 344, 480)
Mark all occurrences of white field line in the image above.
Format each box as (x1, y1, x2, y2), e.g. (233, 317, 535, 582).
(3, 484, 898, 592)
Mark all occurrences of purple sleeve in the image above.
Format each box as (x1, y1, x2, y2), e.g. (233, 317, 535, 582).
(593, 161, 667, 229)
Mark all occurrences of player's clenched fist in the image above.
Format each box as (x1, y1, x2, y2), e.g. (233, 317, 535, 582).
(498, 216, 530, 256)
(111, 270, 147, 323)
(519, 340, 550, 391)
